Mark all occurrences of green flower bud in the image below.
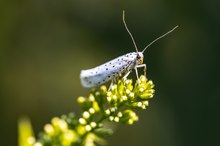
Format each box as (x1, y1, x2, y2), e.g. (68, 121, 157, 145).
(34, 142, 43, 146)
(120, 110, 139, 124)
(100, 85, 107, 94)
(79, 118, 87, 125)
(61, 130, 77, 145)
(44, 124, 54, 136)
(90, 122, 97, 128)
(82, 111, 90, 119)
(51, 117, 68, 131)
(92, 101, 100, 112)
(89, 108, 95, 114)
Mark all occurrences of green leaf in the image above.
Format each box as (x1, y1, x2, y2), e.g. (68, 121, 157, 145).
(18, 117, 35, 146)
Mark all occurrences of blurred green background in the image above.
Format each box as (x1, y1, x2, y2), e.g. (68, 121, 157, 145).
(1, 0, 219, 146)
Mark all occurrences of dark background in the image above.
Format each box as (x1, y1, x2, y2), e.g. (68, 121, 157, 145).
(1, 0, 219, 146)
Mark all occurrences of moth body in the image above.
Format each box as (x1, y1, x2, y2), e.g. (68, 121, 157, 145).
(80, 52, 143, 88)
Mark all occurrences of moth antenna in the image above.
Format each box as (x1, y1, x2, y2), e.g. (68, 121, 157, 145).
(142, 25, 179, 53)
(123, 10, 139, 53)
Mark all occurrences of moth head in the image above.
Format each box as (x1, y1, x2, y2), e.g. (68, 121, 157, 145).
(137, 52, 144, 65)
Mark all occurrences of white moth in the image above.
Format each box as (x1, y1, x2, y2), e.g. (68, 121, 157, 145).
(80, 11, 178, 88)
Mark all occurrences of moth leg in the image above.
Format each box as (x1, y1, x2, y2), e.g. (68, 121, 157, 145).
(136, 64, 147, 76)
(134, 67, 141, 84)
(123, 70, 131, 79)
(135, 64, 147, 84)
(108, 78, 116, 91)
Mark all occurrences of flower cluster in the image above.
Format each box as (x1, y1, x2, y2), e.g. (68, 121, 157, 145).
(20, 75, 155, 146)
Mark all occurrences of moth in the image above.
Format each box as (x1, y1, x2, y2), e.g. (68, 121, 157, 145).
(80, 11, 178, 88)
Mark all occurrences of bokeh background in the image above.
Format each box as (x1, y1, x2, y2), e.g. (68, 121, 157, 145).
(1, 0, 220, 146)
